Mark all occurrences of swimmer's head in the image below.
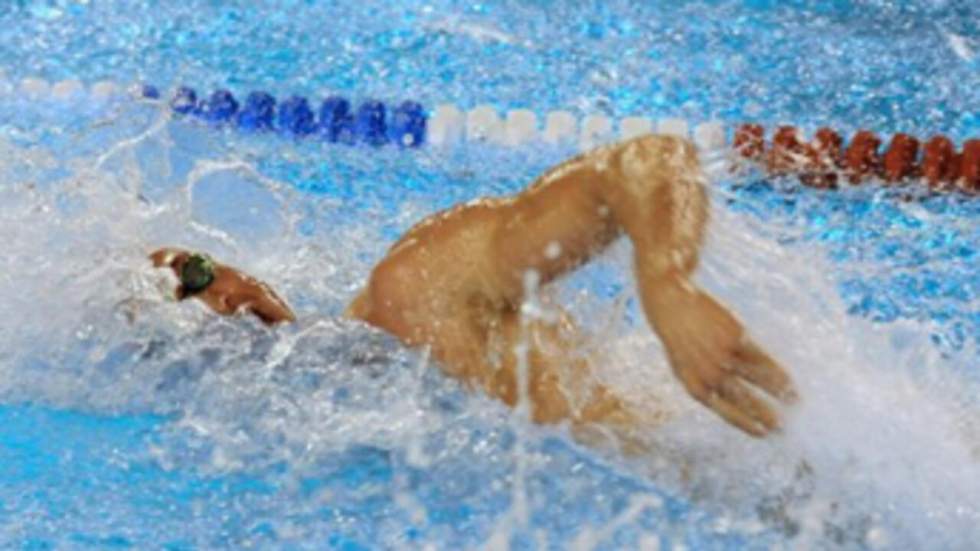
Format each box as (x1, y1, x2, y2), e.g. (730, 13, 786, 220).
(179, 253, 215, 295)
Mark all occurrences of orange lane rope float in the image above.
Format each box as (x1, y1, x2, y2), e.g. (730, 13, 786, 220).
(733, 123, 980, 195)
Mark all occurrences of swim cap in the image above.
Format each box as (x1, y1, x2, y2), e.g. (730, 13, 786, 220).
(180, 253, 215, 294)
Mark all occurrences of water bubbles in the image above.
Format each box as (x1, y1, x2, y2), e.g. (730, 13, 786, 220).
(1, 0, 979, 548)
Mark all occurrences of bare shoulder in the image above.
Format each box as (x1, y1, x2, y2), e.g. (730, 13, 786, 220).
(621, 133, 697, 154)
(611, 134, 700, 175)
(212, 262, 254, 285)
(210, 262, 280, 299)
(520, 135, 701, 201)
(385, 196, 510, 257)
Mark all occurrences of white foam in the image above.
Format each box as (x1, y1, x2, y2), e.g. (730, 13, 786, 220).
(945, 32, 975, 62)
(593, 194, 980, 548)
(0, 104, 977, 548)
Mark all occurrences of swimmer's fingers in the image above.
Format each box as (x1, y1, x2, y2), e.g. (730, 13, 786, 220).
(671, 360, 773, 438)
(732, 339, 798, 403)
(707, 378, 780, 438)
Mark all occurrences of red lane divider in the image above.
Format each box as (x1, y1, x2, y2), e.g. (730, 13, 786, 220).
(732, 124, 980, 195)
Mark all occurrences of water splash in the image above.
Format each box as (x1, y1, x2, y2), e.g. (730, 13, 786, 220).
(1, 76, 979, 551)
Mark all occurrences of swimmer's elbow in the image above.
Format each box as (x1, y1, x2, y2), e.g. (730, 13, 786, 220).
(249, 301, 295, 326)
(277, 306, 297, 324)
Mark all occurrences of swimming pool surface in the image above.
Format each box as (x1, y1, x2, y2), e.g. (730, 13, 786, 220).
(1, 1, 978, 549)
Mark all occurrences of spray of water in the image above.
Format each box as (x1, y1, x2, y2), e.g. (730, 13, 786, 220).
(1, 102, 978, 549)
(589, 197, 980, 548)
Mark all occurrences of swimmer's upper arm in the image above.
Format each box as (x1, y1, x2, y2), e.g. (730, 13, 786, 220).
(487, 158, 619, 297)
(487, 135, 704, 299)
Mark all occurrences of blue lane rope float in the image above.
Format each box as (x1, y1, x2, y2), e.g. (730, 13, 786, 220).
(277, 95, 317, 136)
(389, 100, 426, 147)
(201, 89, 239, 123)
(170, 86, 199, 115)
(355, 100, 388, 146)
(140, 83, 160, 100)
(159, 85, 427, 148)
(236, 91, 276, 131)
(319, 95, 355, 144)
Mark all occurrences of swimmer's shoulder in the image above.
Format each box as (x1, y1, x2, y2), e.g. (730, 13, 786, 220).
(384, 196, 511, 256)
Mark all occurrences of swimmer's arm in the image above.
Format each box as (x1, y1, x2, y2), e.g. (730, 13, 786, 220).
(604, 137, 796, 436)
(488, 154, 620, 298)
(224, 276, 295, 325)
(487, 135, 793, 435)
(244, 292, 296, 325)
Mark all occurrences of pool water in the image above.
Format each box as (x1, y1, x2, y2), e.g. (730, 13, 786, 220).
(1, 1, 978, 549)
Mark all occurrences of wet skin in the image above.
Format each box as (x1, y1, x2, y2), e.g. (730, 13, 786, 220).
(348, 134, 797, 445)
(152, 134, 796, 448)
(149, 248, 295, 325)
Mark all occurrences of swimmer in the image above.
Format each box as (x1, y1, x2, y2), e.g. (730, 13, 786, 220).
(347, 134, 797, 442)
(149, 247, 295, 325)
(152, 134, 795, 446)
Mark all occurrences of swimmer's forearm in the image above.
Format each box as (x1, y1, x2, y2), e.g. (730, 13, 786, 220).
(613, 137, 709, 338)
(618, 185, 708, 327)
(633, 257, 701, 332)
(243, 293, 296, 325)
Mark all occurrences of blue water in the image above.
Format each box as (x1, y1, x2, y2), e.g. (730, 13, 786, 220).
(1, 1, 978, 549)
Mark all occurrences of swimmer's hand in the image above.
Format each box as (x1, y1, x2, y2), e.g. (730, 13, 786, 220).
(649, 284, 797, 437)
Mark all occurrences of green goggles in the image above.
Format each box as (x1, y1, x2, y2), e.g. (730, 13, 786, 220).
(180, 253, 215, 294)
